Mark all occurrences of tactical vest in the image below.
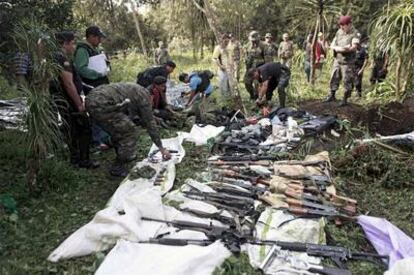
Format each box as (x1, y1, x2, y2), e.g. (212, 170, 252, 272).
(245, 42, 265, 69)
(75, 43, 109, 89)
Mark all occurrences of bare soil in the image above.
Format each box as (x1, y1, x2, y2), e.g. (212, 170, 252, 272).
(299, 98, 414, 135)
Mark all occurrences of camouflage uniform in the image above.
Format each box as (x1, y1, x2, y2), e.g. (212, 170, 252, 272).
(85, 83, 162, 173)
(154, 47, 171, 65)
(263, 41, 278, 63)
(328, 28, 358, 103)
(278, 41, 294, 68)
(244, 39, 265, 100)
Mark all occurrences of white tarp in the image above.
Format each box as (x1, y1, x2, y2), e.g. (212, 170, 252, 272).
(96, 240, 231, 275)
(180, 125, 225, 146)
(247, 209, 324, 274)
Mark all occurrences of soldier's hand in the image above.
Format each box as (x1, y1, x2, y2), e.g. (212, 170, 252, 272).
(77, 103, 86, 113)
(160, 148, 171, 161)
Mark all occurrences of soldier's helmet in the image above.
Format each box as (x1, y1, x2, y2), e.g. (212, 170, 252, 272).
(248, 31, 260, 42)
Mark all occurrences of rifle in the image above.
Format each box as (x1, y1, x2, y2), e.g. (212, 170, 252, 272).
(182, 190, 255, 206)
(143, 237, 389, 269)
(210, 176, 268, 196)
(180, 208, 235, 226)
(260, 245, 352, 275)
(213, 154, 283, 162)
(213, 169, 270, 185)
(209, 160, 274, 167)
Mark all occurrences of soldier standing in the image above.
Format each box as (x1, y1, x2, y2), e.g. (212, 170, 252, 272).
(227, 33, 242, 82)
(85, 83, 171, 177)
(354, 37, 369, 97)
(154, 41, 171, 65)
(278, 33, 294, 68)
(243, 31, 265, 100)
(325, 15, 359, 106)
(263, 33, 278, 63)
(212, 33, 231, 97)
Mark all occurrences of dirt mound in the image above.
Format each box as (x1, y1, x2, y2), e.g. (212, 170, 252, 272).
(299, 99, 414, 135)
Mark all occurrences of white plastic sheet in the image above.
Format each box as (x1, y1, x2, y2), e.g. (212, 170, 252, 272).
(95, 240, 231, 275)
(384, 258, 414, 275)
(48, 188, 165, 262)
(247, 208, 324, 274)
(181, 124, 225, 146)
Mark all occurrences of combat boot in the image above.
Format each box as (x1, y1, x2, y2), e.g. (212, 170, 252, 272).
(110, 160, 128, 178)
(339, 90, 352, 107)
(324, 90, 337, 102)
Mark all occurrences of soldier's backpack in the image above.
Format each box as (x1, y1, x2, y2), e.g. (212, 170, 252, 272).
(136, 66, 166, 87)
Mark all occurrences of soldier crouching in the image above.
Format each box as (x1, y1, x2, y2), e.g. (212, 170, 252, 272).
(85, 83, 171, 177)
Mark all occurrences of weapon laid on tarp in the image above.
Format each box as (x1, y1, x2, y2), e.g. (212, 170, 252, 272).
(281, 206, 355, 222)
(211, 176, 268, 195)
(212, 154, 284, 162)
(259, 245, 352, 275)
(208, 160, 274, 167)
(212, 169, 270, 185)
(180, 208, 236, 226)
(183, 190, 255, 206)
(142, 237, 389, 269)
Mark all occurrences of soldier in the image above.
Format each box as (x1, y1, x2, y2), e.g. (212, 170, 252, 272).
(179, 70, 214, 123)
(154, 41, 171, 65)
(74, 25, 111, 150)
(243, 31, 265, 100)
(85, 83, 171, 177)
(370, 50, 389, 85)
(147, 76, 180, 127)
(354, 37, 369, 97)
(245, 62, 291, 108)
(227, 33, 242, 82)
(74, 25, 109, 91)
(263, 33, 278, 63)
(212, 33, 231, 97)
(325, 15, 359, 106)
(51, 31, 99, 168)
(278, 33, 294, 68)
(136, 61, 176, 88)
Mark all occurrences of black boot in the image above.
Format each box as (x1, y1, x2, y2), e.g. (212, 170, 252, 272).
(110, 159, 128, 177)
(324, 90, 336, 102)
(278, 90, 286, 108)
(339, 90, 351, 107)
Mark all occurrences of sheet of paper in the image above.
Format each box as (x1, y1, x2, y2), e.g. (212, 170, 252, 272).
(88, 53, 108, 75)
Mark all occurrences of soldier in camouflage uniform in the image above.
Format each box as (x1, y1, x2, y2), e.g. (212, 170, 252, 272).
(85, 83, 171, 177)
(278, 33, 294, 68)
(243, 31, 265, 100)
(154, 41, 171, 65)
(325, 15, 359, 106)
(263, 33, 278, 63)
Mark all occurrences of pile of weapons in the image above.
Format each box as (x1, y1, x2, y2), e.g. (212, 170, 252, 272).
(213, 122, 301, 155)
(140, 152, 388, 274)
(208, 153, 357, 223)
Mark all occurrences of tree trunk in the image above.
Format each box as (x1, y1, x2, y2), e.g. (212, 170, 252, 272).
(132, 8, 147, 56)
(192, 0, 247, 114)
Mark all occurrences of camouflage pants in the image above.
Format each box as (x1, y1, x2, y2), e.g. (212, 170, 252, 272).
(330, 60, 356, 93)
(85, 96, 138, 163)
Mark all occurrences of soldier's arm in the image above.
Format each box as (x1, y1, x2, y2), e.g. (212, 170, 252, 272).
(212, 46, 225, 70)
(257, 80, 269, 101)
(61, 70, 84, 112)
(136, 97, 163, 148)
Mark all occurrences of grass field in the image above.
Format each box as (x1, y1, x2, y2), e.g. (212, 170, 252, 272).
(1, 51, 413, 274)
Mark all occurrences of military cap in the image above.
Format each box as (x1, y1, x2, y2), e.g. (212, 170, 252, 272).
(55, 31, 75, 45)
(249, 31, 260, 41)
(86, 26, 106, 38)
(265, 33, 272, 38)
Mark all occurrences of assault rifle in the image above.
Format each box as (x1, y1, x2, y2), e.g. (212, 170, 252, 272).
(143, 237, 389, 269)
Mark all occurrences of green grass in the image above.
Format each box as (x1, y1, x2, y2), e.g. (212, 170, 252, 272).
(1, 51, 413, 274)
